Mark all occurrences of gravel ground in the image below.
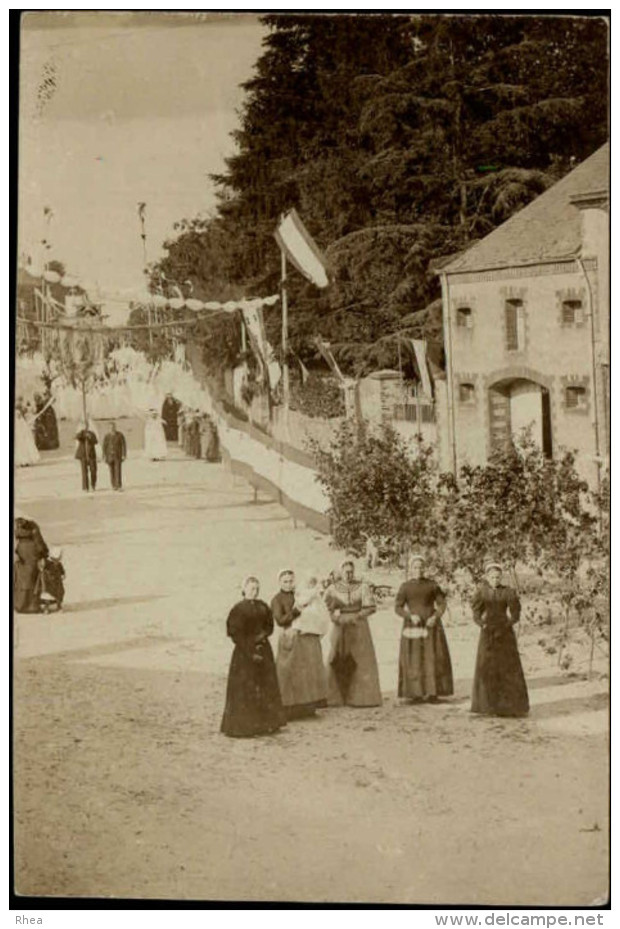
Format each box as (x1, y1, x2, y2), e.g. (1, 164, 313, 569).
(13, 450, 609, 904)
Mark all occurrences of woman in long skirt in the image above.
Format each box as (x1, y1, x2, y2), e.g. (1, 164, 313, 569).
(272, 569, 328, 719)
(143, 409, 168, 460)
(15, 410, 40, 467)
(324, 557, 382, 707)
(471, 561, 529, 717)
(221, 576, 286, 738)
(14, 518, 48, 613)
(394, 553, 454, 703)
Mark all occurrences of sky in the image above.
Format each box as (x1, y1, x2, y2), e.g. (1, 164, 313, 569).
(18, 12, 266, 322)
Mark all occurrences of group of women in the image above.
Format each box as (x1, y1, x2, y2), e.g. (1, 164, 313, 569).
(220, 554, 530, 738)
(178, 407, 220, 462)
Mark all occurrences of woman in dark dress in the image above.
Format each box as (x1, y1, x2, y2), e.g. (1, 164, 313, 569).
(471, 561, 529, 718)
(14, 518, 48, 613)
(394, 553, 454, 702)
(221, 576, 287, 738)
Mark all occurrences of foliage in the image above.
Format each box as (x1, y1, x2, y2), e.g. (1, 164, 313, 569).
(126, 304, 190, 364)
(289, 373, 345, 419)
(309, 421, 438, 558)
(150, 13, 608, 376)
(310, 425, 609, 675)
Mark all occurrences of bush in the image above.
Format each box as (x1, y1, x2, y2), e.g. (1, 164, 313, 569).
(289, 373, 345, 419)
(308, 420, 437, 557)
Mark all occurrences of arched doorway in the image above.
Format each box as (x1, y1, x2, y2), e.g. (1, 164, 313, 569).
(488, 377, 552, 458)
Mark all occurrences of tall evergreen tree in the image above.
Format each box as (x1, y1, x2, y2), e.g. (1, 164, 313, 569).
(152, 13, 608, 376)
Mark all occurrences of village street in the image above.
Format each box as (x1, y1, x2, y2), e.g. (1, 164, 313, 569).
(13, 449, 609, 905)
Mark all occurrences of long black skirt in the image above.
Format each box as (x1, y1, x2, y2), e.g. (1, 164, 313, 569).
(471, 625, 529, 717)
(221, 641, 287, 738)
(398, 621, 454, 699)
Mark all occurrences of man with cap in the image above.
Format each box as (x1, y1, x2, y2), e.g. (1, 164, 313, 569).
(394, 552, 454, 703)
(75, 421, 98, 492)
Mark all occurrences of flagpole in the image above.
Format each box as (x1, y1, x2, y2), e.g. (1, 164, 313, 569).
(281, 248, 290, 426)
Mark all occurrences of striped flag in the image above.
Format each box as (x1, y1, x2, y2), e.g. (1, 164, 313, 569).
(410, 339, 433, 398)
(314, 337, 345, 382)
(275, 209, 329, 289)
(240, 301, 281, 390)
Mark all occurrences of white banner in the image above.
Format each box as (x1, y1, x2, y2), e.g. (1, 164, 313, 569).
(411, 338, 433, 398)
(275, 208, 329, 289)
(240, 301, 281, 391)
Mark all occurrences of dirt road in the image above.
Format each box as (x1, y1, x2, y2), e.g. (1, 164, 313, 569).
(13, 451, 609, 904)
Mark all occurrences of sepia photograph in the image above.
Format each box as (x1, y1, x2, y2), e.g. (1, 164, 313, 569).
(13, 10, 609, 907)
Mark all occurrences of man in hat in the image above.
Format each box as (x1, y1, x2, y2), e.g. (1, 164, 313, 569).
(102, 421, 127, 491)
(75, 421, 98, 492)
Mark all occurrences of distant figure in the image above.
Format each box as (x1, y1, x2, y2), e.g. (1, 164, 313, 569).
(177, 406, 187, 448)
(161, 393, 180, 442)
(143, 409, 167, 460)
(14, 518, 48, 613)
(204, 416, 221, 462)
(103, 421, 127, 491)
(14, 408, 40, 467)
(75, 423, 98, 492)
(33, 393, 59, 450)
(40, 547, 65, 613)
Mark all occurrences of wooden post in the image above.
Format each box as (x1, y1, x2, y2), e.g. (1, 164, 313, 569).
(281, 250, 290, 427)
(81, 376, 88, 425)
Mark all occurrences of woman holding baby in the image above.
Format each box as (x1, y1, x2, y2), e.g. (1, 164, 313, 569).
(271, 568, 329, 719)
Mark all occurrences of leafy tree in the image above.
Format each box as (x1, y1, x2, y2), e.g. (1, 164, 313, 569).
(309, 421, 438, 560)
(152, 13, 608, 378)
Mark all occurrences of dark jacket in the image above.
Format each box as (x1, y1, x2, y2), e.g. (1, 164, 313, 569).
(270, 590, 300, 628)
(102, 431, 127, 463)
(75, 429, 98, 461)
(472, 582, 521, 628)
(395, 578, 446, 623)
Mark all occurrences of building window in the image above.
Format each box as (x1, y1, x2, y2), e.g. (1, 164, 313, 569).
(393, 402, 436, 424)
(459, 383, 475, 404)
(565, 385, 587, 409)
(505, 299, 524, 351)
(561, 300, 584, 326)
(456, 306, 473, 329)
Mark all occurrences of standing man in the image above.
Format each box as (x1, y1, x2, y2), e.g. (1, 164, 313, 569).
(75, 422, 98, 492)
(102, 421, 127, 491)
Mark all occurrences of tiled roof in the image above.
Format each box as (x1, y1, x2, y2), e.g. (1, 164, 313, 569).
(442, 143, 609, 274)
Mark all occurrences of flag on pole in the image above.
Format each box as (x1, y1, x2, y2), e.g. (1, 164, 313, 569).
(410, 339, 433, 398)
(314, 336, 345, 382)
(297, 355, 310, 385)
(240, 300, 281, 390)
(275, 209, 329, 289)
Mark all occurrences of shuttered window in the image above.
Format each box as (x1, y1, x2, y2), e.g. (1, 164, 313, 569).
(565, 386, 586, 409)
(505, 300, 523, 350)
(457, 306, 472, 328)
(459, 383, 475, 403)
(562, 300, 583, 325)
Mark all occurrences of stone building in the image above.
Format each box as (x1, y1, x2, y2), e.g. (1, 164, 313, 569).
(438, 143, 609, 489)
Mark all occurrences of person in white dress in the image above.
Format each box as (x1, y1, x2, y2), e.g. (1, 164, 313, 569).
(15, 408, 40, 467)
(143, 409, 168, 460)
